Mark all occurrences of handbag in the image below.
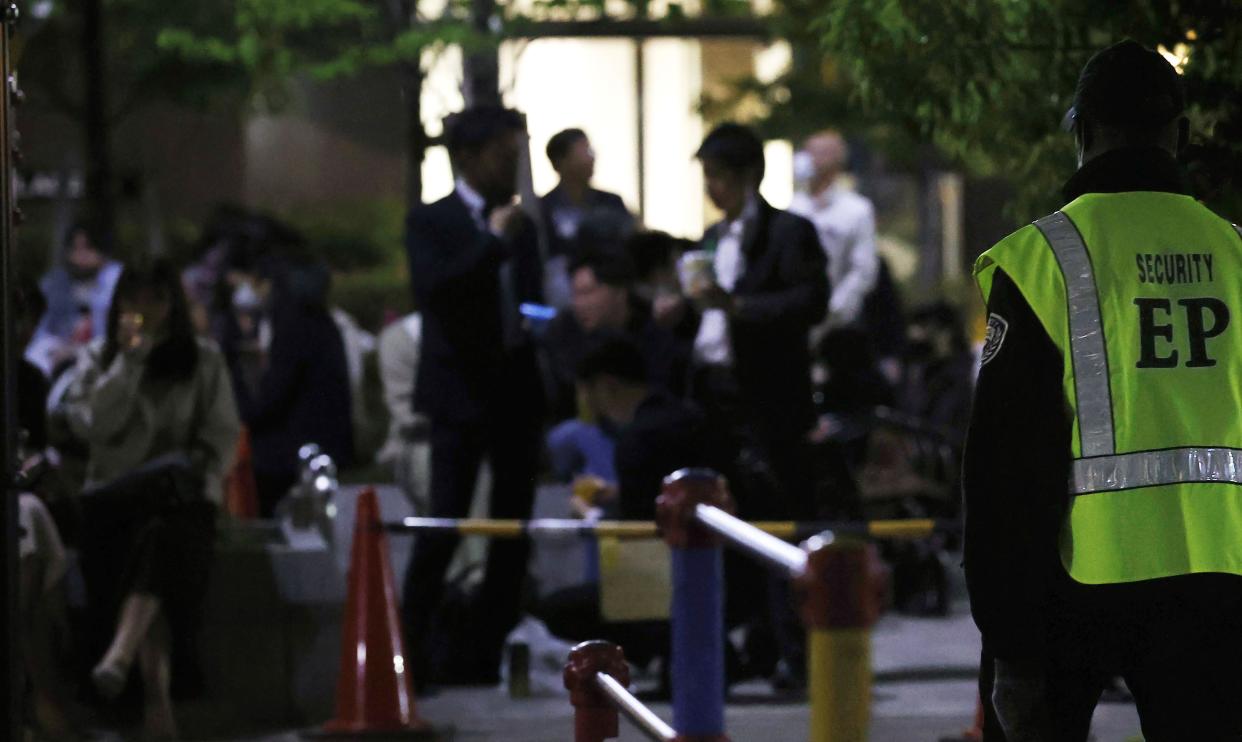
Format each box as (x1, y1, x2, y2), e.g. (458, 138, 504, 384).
(80, 452, 204, 516)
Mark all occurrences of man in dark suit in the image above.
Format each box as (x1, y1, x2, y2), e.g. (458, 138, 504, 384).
(687, 122, 828, 687)
(402, 106, 545, 684)
(539, 129, 634, 307)
(539, 128, 632, 260)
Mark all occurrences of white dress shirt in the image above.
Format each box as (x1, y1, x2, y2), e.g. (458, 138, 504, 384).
(693, 206, 751, 367)
(456, 178, 489, 231)
(789, 181, 878, 328)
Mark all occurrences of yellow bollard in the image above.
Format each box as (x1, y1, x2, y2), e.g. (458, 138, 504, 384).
(797, 537, 888, 742)
(808, 628, 871, 741)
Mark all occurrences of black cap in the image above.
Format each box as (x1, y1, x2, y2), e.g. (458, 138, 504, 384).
(1063, 40, 1185, 132)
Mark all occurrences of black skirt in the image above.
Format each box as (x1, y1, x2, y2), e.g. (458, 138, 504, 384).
(79, 491, 217, 700)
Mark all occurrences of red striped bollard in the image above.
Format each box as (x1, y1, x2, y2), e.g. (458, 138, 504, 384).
(565, 640, 630, 742)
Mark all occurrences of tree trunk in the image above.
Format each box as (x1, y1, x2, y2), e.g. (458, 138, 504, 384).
(463, 0, 500, 107)
(81, 0, 114, 244)
(387, 0, 428, 208)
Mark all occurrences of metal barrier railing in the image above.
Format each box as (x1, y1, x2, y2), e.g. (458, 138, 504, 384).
(595, 673, 677, 742)
(659, 468, 884, 742)
(384, 515, 949, 542)
(562, 469, 887, 742)
(564, 640, 677, 742)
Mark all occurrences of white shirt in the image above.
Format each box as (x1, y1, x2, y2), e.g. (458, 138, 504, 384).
(693, 206, 751, 367)
(789, 182, 878, 328)
(456, 178, 489, 231)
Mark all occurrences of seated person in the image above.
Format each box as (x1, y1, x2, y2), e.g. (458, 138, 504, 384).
(542, 248, 689, 499)
(26, 222, 123, 378)
(626, 229, 700, 344)
(538, 336, 721, 675)
(544, 247, 688, 417)
(49, 258, 240, 739)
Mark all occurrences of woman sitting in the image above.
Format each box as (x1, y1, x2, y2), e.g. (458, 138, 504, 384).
(51, 258, 240, 739)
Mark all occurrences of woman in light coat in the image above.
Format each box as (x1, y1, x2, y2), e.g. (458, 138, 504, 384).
(51, 258, 239, 739)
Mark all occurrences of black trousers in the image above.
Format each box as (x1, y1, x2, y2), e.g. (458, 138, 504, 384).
(691, 364, 814, 678)
(401, 410, 540, 681)
(982, 575, 1242, 742)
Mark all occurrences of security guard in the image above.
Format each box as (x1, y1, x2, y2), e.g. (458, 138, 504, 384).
(963, 41, 1242, 740)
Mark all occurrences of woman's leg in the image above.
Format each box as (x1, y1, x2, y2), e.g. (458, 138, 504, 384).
(92, 593, 161, 698)
(138, 616, 176, 740)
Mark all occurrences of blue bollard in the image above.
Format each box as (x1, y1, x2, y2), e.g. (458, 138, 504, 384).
(657, 468, 733, 742)
(671, 546, 726, 736)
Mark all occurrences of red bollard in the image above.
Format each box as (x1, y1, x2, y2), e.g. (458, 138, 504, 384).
(564, 641, 631, 742)
(654, 469, 733, 547)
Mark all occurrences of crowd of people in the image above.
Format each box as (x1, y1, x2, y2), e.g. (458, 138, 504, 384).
(15, 214, 358, 737)
(14, 107, 978, 738)
(394, 110, 975, 694)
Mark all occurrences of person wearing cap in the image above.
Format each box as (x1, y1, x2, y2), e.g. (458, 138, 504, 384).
(963, 40, 1242, 738)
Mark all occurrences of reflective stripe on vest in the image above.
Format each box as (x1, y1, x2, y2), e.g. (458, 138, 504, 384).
(1072, 446, 1242, 494)
(1039, 215, 1242, 496)
(1033, 212, 1115, 457)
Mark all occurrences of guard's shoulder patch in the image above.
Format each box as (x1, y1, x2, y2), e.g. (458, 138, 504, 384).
(980, 313, 1009, 366)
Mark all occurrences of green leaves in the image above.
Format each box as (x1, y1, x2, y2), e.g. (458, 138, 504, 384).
(152, 0, 477, 112)
(813, 0, 1242, 216)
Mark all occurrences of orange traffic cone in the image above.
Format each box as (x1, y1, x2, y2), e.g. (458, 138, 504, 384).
(224, 427, 259, 519)
(318, 487, 434, 737)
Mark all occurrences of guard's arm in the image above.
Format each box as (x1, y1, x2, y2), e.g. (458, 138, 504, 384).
(962, 269, 1072, 662)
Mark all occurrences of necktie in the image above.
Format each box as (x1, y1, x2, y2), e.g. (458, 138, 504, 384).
(486, 203, 524, 350)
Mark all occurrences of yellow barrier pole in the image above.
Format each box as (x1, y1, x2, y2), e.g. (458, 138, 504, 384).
(392, 517, 942, 542)
(796, 535, 888, 742)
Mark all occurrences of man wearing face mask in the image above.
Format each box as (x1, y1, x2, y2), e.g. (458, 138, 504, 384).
(965, 41, 1242, 739)
(789, 131, 879, 338)
(402, 106, 545, 686)
(26, 222, 124, 377)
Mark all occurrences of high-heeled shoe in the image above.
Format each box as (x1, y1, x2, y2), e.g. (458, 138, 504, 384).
(90, 660, 129, 700)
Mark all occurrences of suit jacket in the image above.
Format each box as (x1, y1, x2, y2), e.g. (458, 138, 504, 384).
(701, 197, 828, 436)
(539, 185, 631, 257)
(406, 191, 544, 423)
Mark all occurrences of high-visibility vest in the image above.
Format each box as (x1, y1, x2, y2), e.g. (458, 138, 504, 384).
(975, 191, 1242, 584)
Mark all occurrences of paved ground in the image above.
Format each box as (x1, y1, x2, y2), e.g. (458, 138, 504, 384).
(75, 485, 1145, 741)
(173, 609, 1141, 742)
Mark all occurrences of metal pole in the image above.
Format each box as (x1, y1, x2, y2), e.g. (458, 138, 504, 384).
(594, 672, 677, 742)
(634, 37, 646, 222)
(387, 515, 943, 541)
(1, 6, 19, 740)
(693, 503, 809, 577)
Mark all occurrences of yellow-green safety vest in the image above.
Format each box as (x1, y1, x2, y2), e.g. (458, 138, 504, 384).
(975, 191, 1242, 584)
